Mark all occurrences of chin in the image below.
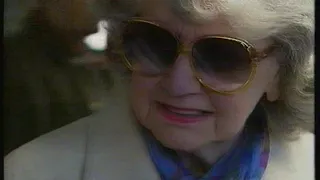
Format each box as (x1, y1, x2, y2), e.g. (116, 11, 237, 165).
(147, 124, 208, 152)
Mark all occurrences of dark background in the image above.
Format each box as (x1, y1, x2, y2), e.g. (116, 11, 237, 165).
(3, 0, 112, 155)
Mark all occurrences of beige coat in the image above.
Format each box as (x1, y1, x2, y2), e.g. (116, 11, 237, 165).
(4, 79, 314, 180)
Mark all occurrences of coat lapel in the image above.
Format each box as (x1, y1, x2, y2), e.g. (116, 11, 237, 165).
(83, 78, 160, 180)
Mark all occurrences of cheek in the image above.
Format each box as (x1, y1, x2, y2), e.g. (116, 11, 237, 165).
(208, 96, 257, 138)
(209, 59, 278, 135)
(130, 74, 160, 121)
(209, 75, 271, 136)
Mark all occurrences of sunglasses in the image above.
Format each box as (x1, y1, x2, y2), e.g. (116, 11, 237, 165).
(119, 18, 273, 95)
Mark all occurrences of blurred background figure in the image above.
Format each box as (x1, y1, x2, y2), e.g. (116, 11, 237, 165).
(4, 0, 112, 155)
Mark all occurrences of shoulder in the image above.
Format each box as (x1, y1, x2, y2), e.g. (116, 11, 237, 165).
(4, 104, 124, 180)
(4, 103, 158, 180)
(4, 78, 160, 180)
(264, 131, 314, 180)
(4, 116, 91, 180)
(4, 94, 127, 180)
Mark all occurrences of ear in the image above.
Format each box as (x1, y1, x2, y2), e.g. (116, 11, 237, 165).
(265, 73, 280, 102)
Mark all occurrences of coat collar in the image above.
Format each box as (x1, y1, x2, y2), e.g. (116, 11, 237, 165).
(82, 78, 160, 180)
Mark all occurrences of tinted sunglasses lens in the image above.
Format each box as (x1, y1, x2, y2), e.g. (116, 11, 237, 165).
(122, 21, 178, 74)
(192, 38, 252, 91)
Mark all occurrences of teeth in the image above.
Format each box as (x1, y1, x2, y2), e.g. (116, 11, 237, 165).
(166, 107, 203, 115)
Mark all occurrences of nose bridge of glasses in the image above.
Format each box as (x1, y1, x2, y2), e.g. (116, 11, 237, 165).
(178, 45, 192, 55)
(174, 45, 194, 69)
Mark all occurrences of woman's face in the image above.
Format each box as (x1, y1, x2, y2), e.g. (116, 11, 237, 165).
(130, 2, 279, 151)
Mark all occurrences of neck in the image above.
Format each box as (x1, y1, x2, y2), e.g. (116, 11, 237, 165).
(179, 131, 243, 171)
(193, 137, 239, 165)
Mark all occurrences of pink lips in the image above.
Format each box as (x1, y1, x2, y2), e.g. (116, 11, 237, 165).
(156, 103, 211, 124)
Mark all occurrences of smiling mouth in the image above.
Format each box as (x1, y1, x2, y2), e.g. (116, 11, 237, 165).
(156, 102, 213, 124)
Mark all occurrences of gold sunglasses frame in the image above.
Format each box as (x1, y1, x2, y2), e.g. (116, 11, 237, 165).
(119, 18, 271, 95)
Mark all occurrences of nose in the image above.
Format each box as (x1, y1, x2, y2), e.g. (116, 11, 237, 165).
(159, 55, 201, 96)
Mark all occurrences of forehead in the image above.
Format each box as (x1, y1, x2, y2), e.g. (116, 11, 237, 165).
(139, 0, 271, 50)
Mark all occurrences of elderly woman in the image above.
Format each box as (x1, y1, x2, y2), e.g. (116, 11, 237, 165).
(5, 0, 314, 179)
